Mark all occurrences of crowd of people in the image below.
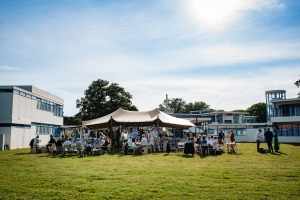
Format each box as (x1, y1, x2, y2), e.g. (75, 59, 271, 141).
(121, 127, 162, 154)
(31, 128, 111, 155)
(187, 129, 236, 153)
(256, 127, 279, 153)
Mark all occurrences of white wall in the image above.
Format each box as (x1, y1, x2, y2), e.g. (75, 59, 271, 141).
(235, 129, 257, 142)
(277, 137, 300, 143)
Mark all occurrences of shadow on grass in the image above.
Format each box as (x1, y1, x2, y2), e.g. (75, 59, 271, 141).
(176, 154, 195, 158)
(286, 143, 300, 146)
(14, 152, 32, 155)
(271, 152, 288, 156)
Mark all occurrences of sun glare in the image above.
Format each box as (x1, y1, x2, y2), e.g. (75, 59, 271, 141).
(186, 0, 240, 30)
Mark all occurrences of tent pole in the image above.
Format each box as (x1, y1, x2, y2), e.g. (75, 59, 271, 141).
(110, 116, 113, 154)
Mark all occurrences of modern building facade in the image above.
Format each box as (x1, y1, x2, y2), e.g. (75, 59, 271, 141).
(266, 90, 300, 143)
(172, 90, 300, 143)
(0, 86, 63, 150)
(174, 111, 271, 142)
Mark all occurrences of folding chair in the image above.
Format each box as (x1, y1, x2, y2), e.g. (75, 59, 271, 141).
(63, 145, 71, 155)
(177, 142, 185, 153)
(127, 146, 135, 155)
(201, 143, 209, 156)
(76, 146, 84, 157)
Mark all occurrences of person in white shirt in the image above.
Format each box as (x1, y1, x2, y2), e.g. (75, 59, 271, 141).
(255, 129, 263, 152)
(207, 136, 213, 147)
(99, 138, 105, 145)
(63, 138, 72, 146)
(212, 136, 218, 149)
(140, 135, 148, 147)
(127, 136, 135, 147)
(83, 130, 89, 140)
(75, 138, 82, 146)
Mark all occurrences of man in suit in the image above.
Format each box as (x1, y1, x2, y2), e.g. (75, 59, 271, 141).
(218, 129, 225, 141)
(264, 128, 274, 153)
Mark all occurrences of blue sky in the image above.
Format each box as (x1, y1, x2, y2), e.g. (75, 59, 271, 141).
(0, 0, 299, 116)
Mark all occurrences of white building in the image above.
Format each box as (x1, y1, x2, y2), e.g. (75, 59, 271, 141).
(0, 86, 64, 150)
(266, 90, 300, 143)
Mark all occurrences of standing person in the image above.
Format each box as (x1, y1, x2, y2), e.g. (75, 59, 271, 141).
(132, 128, 138, 142)
(71, 130, 76, 143)
(273, 128, 279, 153)
(255, 129, 263, 152)
(153, 127, 161, 152)
(75, 129, 80, 141)
(148, 129, 156, 153)
(225, 130, 232, 152)
(218, 129, 225, 141)
(264, 128, 274, 153)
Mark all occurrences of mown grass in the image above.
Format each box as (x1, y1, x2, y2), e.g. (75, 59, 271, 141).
(0, 143, 299, 200)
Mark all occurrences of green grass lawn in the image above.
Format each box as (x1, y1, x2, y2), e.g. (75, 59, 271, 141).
(0, 143, 300, 200)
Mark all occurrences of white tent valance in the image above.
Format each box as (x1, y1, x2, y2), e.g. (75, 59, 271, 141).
(82, 108, 195, 129)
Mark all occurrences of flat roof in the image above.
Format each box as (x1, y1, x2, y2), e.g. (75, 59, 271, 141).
(271, 98, 300, 103)
(265, 90, 286, 93)
(0, 85, 64, 105)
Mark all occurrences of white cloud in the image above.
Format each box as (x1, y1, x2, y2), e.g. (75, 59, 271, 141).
(0, 65, 20, 70)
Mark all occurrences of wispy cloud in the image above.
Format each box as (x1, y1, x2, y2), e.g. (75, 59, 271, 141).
(0, 65, 20, 70)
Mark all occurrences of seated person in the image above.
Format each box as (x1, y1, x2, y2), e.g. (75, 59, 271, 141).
(136, 134, 148, 152)
(127, 136, 135, 147)
(201, 136, 208, 154)
(194, 135, 201, 152)
(63, 138, 72, 146)
(211, 136, 218, 149)
(101, 138, 110, 151)
(207, 136, 212, 147)
(135, 136, 141, 143)
(46, 135, 56, 152)
(55, 137, 64, 153)
(75, 138, 82, 146)
(99, 137, 105, 145)
(217, 136, 223, 144)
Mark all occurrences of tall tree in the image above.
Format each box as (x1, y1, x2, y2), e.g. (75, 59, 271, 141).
(159, 98, 186, 113)
(159, 98, 212, 113)
(184, 101, 211, 113)
(246, 102, 266, 123)
(63, 116, 81, 125)
(76, 79, 138, 120)
(294, 77, 300, 98)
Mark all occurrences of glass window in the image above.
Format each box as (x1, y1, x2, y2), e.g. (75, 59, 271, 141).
(14, 90, 19, 95)
(25, 93, 31, 98)
(32, 96, 36, 100)
(20, 92, 25, 97)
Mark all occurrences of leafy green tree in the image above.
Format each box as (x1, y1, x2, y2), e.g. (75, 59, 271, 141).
(184, 101, 211, 113)
(76, 79, 138, 120)
(159, 99, 212, 113)
(294, 77, 300, 98)
(246, 102, 266, 123)
(159, 98, 186, 113)
(63, 116, 81, 125)
(232, 109, 248, 113)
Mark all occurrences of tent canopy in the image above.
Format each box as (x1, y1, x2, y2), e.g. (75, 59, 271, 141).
(82, 108, 195, 129)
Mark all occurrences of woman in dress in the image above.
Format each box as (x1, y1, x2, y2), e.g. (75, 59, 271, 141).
(148, 130, 155, 153)
(225, 130, 232, 152)
(273, 128, 279, 152)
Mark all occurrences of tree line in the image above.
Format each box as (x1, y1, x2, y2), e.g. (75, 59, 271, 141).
(64, 78, 270, 125)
